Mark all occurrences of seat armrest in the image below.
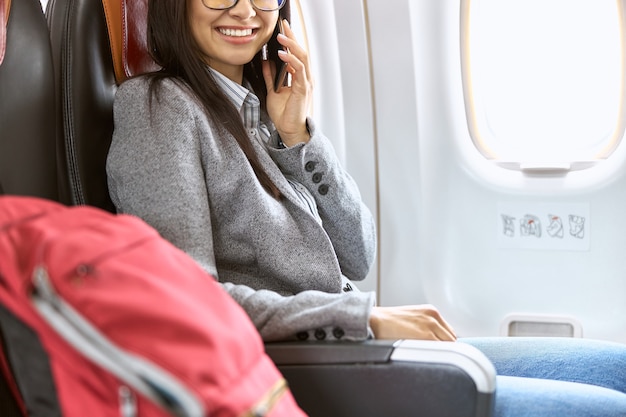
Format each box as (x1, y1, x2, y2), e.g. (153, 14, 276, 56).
(266, 339, 496, 417)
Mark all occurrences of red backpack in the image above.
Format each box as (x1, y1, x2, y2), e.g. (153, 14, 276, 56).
(0, 196, 306, 417)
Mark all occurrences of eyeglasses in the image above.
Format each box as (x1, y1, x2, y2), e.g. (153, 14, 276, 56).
(201, 0, 286, 12)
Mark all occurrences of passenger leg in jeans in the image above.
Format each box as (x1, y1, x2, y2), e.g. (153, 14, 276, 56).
(460, 337, 626, 417)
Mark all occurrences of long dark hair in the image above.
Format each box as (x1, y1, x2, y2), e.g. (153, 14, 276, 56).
(146, 0, 291, 199)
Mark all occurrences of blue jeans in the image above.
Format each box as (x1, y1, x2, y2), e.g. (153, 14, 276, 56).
(460, 337, 626, 417)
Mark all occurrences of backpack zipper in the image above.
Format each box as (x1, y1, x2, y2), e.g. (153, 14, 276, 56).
(31, 266, 205, 417)
(119, 386, 137, 417)
(241, 378, 288, 417)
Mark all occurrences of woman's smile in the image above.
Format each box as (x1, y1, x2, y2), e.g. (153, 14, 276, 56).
(216, 26, 259, 44)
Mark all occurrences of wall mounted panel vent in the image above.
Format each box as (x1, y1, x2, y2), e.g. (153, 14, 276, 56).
(501, 314, 583, 338)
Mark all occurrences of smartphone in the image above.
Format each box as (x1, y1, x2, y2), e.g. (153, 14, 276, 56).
(263, 19, 290, 92)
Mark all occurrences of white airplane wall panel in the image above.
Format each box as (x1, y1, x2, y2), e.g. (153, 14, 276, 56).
(406, 0, 626, 343)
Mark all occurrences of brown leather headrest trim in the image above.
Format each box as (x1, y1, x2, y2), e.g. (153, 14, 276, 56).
(102, 0, 124, 83)
(102, 0, 159, 84)
(0, 0, 11, 66)
(122, 0, 159, 80)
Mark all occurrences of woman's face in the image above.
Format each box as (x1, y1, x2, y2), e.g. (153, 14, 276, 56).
(188, 0, 279, 83)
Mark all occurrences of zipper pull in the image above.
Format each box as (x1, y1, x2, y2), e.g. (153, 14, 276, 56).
(119, 386, 137, 417)
(32, 266, 57, 303)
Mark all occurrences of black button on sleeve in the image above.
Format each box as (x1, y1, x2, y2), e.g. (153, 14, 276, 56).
(332, 327, 345, 339)
(318, 184, 329, 195)
(312, 172, 323, 183)
(305, 161, 316, 172)
(296, 331, 309, 341)
(314, 329, 327, 340)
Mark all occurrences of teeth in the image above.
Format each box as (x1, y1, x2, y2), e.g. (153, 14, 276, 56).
(219, 28, 253, 37)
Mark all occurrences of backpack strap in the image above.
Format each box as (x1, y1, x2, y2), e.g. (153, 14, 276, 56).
(0, 304, 62, 417)
(102, 0, 159, 84)
(0, 0, 10, 66)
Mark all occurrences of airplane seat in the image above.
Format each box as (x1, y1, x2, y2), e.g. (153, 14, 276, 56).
(44, 0, 496, 416)
(0, 0, 58, 200)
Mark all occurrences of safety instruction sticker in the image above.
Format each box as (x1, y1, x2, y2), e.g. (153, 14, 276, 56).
(497, 202, 590, 251)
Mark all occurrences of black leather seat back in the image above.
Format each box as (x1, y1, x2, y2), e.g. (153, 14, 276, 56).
(47, 0, 117, 211)
(0, 0, 58, 200)
(47, 0, 156, 212)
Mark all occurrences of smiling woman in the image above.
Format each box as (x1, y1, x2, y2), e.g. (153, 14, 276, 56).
(106, 0, 381, 344)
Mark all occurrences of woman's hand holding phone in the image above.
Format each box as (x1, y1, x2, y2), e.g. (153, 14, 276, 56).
(262, 19, 313, 147)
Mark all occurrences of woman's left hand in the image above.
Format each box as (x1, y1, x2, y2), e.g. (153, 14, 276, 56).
(262, 19, 314, 147)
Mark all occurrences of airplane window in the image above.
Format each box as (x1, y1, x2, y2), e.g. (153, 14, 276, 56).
(461, 0, 625, 168)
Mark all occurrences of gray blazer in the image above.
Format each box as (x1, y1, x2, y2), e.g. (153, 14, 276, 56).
(107, 77, 376, 342)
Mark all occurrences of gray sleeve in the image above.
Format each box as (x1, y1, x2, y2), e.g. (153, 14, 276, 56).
(266, 119, 377, 281)
(221, 282, 375, 342)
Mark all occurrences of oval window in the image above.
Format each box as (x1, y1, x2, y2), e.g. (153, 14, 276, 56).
(461, 0, 625, 169)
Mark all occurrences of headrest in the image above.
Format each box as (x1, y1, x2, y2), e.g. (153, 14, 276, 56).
(102, 0, 160, 84)
(0, 0, 10, 66)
